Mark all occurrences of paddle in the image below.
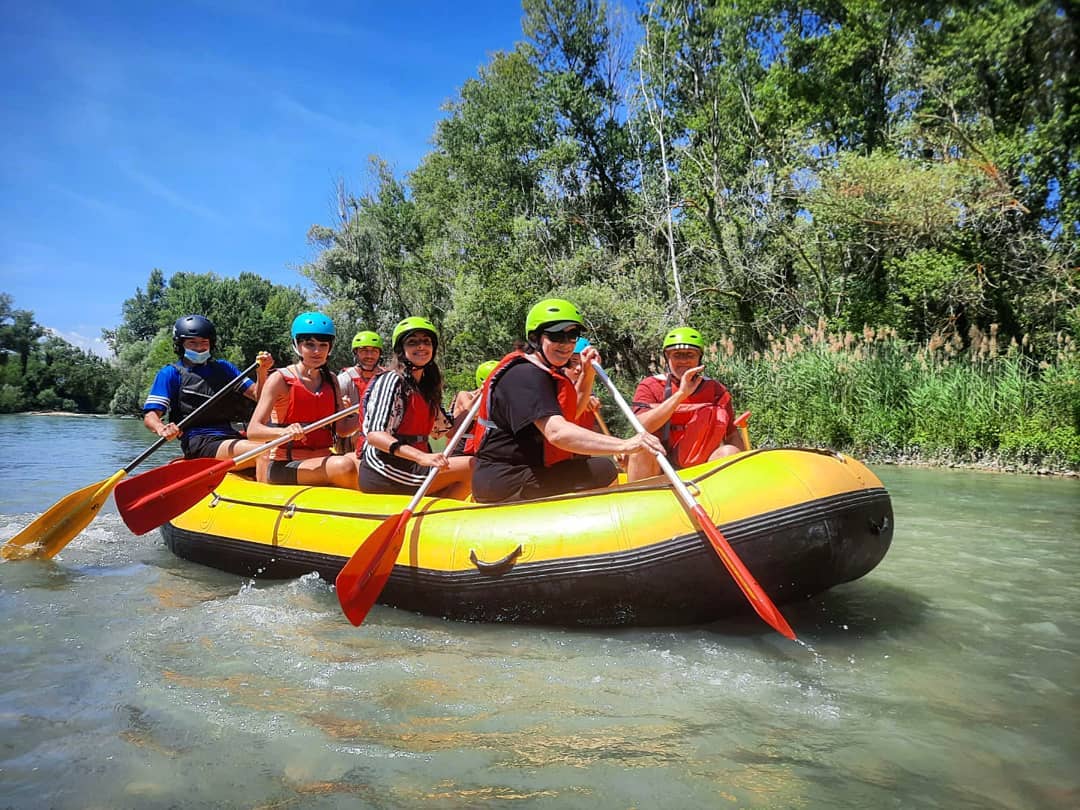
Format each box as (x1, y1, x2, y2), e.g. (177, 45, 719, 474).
(1, 360, 260, 561)
(336, 394, 484, 626)
(734, 410, 752, 451)
(115, 402, 360, 536)
(591, 362, 796, 640)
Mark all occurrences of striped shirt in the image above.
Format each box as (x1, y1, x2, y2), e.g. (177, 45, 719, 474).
(360, 371, 427, 487)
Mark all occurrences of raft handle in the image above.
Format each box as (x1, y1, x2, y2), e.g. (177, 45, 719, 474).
(283, 503, 297, 519)
(469, 545, 523, 576)
(208, 493, 221, 509)
(869, 515, 890, 535)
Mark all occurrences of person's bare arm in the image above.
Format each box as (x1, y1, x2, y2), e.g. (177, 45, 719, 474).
(536, 415, 665, 458)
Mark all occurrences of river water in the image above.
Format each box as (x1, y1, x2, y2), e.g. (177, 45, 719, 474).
(1, 414, 1077, 809)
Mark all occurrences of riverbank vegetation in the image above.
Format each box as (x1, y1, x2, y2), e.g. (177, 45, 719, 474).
(0, 294, 119, 413)
(5, 1, 1078, 471)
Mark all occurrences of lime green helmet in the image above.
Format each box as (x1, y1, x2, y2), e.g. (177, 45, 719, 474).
(475, 360, 499, 388)
(351, 331, 383, 351)
(392, 316, 438, 351)
(663, 326, 704, 352)
(525, 298, 584, 337)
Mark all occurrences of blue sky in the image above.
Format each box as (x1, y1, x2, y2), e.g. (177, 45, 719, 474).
(0, 1, 527, 355)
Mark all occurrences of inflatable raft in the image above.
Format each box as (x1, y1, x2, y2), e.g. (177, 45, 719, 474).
(160, 447, 892, 626)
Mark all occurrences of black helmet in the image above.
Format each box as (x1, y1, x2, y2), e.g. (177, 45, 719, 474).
(173, 314, 217, 356)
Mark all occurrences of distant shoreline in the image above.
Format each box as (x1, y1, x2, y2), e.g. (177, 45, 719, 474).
(22, 411, 128, 418)
(6, 412, 1076, 477)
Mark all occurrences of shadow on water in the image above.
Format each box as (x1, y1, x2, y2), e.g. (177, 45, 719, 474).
(692, 579, 931, 642)
(0, 558, 86, 591)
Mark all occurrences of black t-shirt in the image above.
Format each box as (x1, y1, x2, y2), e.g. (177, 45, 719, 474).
(475, 360, 563, 470)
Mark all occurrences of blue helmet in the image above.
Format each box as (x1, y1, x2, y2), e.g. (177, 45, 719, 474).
(290, 311, 335, 341)
(573, 337, 591, 354)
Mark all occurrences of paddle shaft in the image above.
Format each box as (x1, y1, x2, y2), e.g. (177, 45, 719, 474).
(336, 394, 484, 625)
(115, 401, 363, 535)
(125, 360, 260, 472)
(1, 359, 262, 559)
(231, 402, 360, 466)
(593, 406, 611, 436)
(591, 362, 796, 640)
(143, 401, 360, 503)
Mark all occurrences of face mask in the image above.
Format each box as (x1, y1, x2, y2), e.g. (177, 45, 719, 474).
(184, 348, 211, 364)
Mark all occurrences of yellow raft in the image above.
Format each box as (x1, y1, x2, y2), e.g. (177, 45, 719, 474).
(161, 447, 893, 626)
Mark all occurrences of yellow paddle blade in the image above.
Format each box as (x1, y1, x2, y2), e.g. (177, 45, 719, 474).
(1, 470, 127, 560)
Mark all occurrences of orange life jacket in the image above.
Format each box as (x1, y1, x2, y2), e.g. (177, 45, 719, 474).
(635, 374, 733, 467)
(465, 351, 577, 466)
(344, 366, 384, 453)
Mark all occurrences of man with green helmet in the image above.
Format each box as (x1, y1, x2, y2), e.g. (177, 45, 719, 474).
(627, 326, 743, 482)
(468, 297, 664, 503)
(336, 330, 386, 454)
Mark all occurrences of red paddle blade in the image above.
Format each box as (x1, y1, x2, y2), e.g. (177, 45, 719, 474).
(335, 510, 411, 626)
(115, 457, 234, 536)
(691, 505, 796, 640)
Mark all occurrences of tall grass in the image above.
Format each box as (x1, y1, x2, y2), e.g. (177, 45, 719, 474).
(704, 320, 1080, 471)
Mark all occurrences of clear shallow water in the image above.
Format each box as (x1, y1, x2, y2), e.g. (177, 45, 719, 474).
(1, 414, 1077, 809)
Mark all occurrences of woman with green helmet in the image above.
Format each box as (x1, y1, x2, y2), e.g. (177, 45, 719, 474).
(627, 325, 744, 482)
(247, 311, 360, 488)
(335, 330, 386, 454)
(359, 316, 472, 496)
(446, 360, 499, 457)
(468, 297, 664, 503)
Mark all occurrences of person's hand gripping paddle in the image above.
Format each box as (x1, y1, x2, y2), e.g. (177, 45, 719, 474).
(114, 403, 360, 536)
(592, 362, 796, 640)
(336, 394, 483, 626)
(2, 361, 260, 560)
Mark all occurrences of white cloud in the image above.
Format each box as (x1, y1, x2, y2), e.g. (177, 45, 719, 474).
(45, 327, 113, 359)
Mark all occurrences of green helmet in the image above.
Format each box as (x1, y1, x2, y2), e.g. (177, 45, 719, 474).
(392, 316, 438, 351)
(475, 360, 499, 388)
(525, 298, 584, 336)
(663, 326, 704, 352)
(351, 331, 383, 351)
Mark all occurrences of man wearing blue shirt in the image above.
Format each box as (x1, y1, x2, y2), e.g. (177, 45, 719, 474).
(143, 315, 273, 467)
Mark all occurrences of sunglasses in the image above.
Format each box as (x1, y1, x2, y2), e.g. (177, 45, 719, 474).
(543, 329, 582, 345)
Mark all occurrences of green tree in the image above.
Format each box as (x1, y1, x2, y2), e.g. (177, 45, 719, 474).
(102, 267, 166, 353)
(0, 293, 47, 375)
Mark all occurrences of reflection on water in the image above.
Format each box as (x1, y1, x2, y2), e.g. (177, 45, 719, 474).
(1, 415, 1078, 809)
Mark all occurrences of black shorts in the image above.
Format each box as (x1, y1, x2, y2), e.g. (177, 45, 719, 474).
(266, 460, 303, 485)
(472, 457, 617, 504)
(359, 459, 427, 495)
(182, 432, 240, 460)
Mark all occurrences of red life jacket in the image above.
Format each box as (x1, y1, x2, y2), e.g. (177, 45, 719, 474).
(575, 407, 597, 431)
(394, 379, 437, 453)
(635, 374, 733, 467)
(344, 366, 384, 453)
(271, 367, 336, 459)
(465, 351, 577, 466)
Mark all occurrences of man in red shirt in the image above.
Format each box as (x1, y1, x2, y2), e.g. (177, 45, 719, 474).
(627, 326, 744, 482)
(336, 330, 385, 453)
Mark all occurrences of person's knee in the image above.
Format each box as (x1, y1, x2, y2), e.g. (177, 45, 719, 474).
(709, 443, 741, 460)
(626, 453, 658, 482)
(329, 457, 359, 489)
(590, 457, 618, 488)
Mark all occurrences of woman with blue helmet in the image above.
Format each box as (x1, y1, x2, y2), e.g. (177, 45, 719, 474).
(247, 311, 360, 488)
